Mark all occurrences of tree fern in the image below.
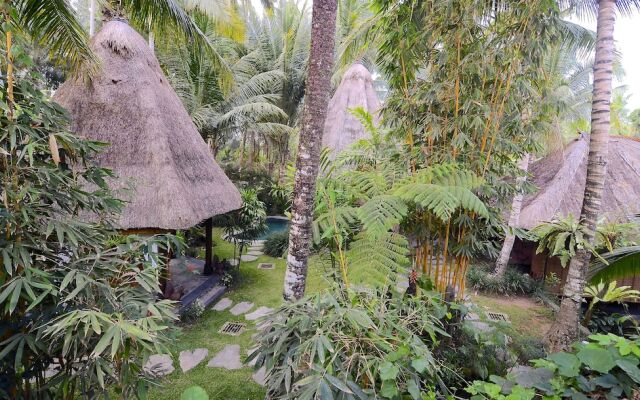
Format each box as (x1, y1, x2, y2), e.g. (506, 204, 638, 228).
(346, 232, 409, 288)
(357, 195, 408, 239)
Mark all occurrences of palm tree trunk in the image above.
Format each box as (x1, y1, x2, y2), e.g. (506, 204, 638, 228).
(89, 0, 96, 36)
(283, 0, 337, 301)
(546, 0, 615, 352)
(493, 153, 530, 277)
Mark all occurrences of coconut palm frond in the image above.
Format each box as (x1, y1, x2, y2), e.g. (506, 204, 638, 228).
(15, 0, 97, 75)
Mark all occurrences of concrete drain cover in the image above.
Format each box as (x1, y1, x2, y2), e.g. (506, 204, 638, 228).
(487, 312, 509, 322)
(219, 321, 246, 336)
(257, 263, 275, 270)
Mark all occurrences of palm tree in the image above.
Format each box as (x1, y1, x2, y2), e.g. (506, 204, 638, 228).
(160, 7, 291, 157)
(283, 0, 338, 301)
(546, 0, 639, 352)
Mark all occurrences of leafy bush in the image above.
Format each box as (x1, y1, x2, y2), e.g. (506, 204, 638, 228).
(180, 300, 205, 324)
(0, 69, 178, 397)
(249, 287, 454, 399)
(466, 334, 640, 399)
(466, 265, 541, 295)
(263, 231, 289, 257)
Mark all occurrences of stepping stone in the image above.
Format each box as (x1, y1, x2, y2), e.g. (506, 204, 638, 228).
(228, 259, 239, 267)
(252, 366, 267, 386)
(212, 298, 233, 311)
(245, 306, 274, 321)
(179, 348, 209, 372)
(248, 246, 263, 251)
(229, 301, 254, 315)
(247, 251, 263, 256)
(207, 345, 242, 370)
(240, 255, 258, 262)
(144, 354, 174, 376)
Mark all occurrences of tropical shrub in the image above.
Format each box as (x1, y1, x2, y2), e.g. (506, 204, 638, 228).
(0, 70, 178, 398)
(466, 334, 640, 399)
(263, 231, 289, 258)
(466, 265, 541, 296)
(249, 287, 454, 399)
(218, 189, 267, 263)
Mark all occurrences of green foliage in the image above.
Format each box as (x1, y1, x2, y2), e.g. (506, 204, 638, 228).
(466, 334, 640, 399)
(530, 214, 606, 267)
(249, 287, 452, 399)
(180, 385, 209, 400)
(0, 69, 177, 397)
(180, 300, 205, 324)
(263, 231, 289, 258)
(589, 244, 640, 284)
(466, 265, 542, 296)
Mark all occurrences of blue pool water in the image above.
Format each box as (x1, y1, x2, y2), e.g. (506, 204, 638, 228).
(257, 217, 290, 240)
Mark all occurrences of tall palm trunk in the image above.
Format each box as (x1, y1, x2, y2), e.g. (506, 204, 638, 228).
(493, 153, 530, 277)
(283, 0, 337, 301)
(89, 0, 96, 36)
(546, 0, 615, 352)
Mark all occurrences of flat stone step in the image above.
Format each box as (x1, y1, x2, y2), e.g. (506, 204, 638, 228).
(179, 349, 208, 373)
(246, 251, 263, 256)
(207, 345, 242, 370)
(212, 297, 233, 311)
(245, 306, 274, 321)
(229, 301, 254, 316)
(252, 366, 267, 386)
(144, 354, 174, 377)
(240, 255, 258, 262)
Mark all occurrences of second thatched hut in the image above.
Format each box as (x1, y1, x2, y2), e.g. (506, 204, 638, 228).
(322, 63, 381, 158)
(508, 134, 640, 293)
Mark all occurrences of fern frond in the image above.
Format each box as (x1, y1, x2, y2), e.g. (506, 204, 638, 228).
(346, 232, 409, 288)
(358, 195, 408, 239)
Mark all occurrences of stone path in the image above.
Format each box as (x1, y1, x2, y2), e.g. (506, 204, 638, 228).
(229, 301, 254, 315)
(212, 297, 233, 311)
(144, 354, 174, 376)
(247, 250, 263, 256)
(179, 348, 208, 372)
(207, 344, 242, 370)
(240, 254, 258, 262)
(246, 346, 259, 367)
(245, 306, 274, 321)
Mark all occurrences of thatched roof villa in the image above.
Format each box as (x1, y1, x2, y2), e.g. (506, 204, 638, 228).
(322, 63, 381, 157)
(54, 20, 241, 275)
(509, 134, 640, 292)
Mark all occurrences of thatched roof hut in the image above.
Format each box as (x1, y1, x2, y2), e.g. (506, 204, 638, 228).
(518, 134, 640, 230)
(55, 21, 241, 231)
(322, 64, 381, 156)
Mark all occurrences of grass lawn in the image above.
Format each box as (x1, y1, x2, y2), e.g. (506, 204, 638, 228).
(147, 229, 327, 400)
(470, 293, 555, 338)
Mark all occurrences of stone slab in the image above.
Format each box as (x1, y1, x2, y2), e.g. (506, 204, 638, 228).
(245, 306, 274, 321)
(144, 354, 174, 376)
(246, 346, 259, 367)
(179, 348, 208, 372)
(252, 366, 267, 386)
(229, 301, 254, 315)
(212, 298, 233, 311)
(247, 251, 263, 256)
(240, 255, 258, 262)
(207, 345, 242, 370)
(228, 259, 239, 267)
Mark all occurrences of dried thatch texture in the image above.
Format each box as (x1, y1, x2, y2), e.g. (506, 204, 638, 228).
(54, 21, 241, 230)
(518, 134, 640, 230)
(322, 64, 381, 156)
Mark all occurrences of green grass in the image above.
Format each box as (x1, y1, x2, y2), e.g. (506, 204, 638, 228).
(148, 229, 327, 400)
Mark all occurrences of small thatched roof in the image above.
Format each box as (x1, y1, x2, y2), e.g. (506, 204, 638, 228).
(518, 134, 640, 230)
(54, 21, 241, 230)
(322, 64, 381, 156)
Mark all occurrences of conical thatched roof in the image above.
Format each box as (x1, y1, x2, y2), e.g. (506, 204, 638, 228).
(322, 64, 381, 156)
(518, 134, 640, 230)
(54, 21, 241, 230)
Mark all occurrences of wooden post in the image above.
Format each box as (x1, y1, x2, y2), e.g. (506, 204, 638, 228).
(204, 218, 214, 275)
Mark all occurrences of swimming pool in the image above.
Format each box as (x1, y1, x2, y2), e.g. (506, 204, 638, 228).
(257, 216, 290, 240)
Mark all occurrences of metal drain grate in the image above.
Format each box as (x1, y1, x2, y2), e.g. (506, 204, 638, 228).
(219, 321, 246, 336)
(487, 312, 509, 322)
(257, 263, 275, 270)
